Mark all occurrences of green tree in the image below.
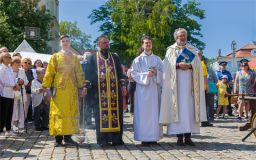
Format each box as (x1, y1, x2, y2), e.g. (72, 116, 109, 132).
(0, 12, 12, 46)
(59, 21, 93, 51)
(89, 0, 205, 63)
(0, 0, 52, 53)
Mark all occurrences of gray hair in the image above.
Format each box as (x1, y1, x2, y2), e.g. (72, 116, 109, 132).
(0, 47, 8, 53)
(36, 67, 45, 75)
(173, 28, 188, 40)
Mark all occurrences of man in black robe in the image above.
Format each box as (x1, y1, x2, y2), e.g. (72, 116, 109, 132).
(85, 35, 124, 147)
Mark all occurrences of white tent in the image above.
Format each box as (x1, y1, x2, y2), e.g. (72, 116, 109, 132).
(14, 39, 36, 53)
(12, 40, 52, 62)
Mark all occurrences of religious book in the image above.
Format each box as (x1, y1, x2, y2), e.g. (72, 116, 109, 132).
(176, 48, 195, 63)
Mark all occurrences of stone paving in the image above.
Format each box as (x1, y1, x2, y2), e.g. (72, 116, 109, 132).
(0, 113, 255, 160)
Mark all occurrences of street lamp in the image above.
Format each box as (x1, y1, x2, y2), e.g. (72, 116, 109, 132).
(231, 40, 237, 68)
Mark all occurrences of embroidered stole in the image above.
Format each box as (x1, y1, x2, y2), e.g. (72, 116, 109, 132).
(97, 52, 120, 132)
(169, 46, 201, 122)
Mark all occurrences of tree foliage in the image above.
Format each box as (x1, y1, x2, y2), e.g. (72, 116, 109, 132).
(59, 21, 93, 51)
(0, 0, 52, 53)
(89, 0, 205, 64)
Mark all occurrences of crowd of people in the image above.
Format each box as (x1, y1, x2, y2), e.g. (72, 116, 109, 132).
(0, 28, 255, 148)
(0, 47, 49, 136)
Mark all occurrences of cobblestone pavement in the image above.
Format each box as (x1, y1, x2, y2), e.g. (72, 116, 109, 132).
(0, 113, 255, 160)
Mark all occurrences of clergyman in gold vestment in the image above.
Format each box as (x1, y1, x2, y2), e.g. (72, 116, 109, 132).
(42, 35, 85, 147)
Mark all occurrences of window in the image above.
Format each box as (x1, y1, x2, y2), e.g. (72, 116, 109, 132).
(251, 49, 256, 56)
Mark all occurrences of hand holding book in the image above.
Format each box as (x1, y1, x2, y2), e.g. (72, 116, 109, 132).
(176, 48, 195, 64)
(178, 62, 192, 70)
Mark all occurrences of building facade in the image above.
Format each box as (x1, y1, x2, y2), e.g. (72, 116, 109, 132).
(38, 0, 59, 53)
(214, 44, 256, 75)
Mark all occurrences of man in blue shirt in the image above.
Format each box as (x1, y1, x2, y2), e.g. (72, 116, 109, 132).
(216, 61, 234, 116)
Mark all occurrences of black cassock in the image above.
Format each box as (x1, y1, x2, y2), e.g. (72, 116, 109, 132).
(85, 51, 124, 145)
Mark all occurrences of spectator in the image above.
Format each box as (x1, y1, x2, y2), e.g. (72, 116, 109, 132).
(21, 58, 34, 121)
(32, 59, 43, 79)
(0, 52, 19, 136)
(216, 61, 233, 116)
(11, 57, 28, 133)
(234, 59, 254, 120)
(216, 75, 229, 119)
(31, 67, 50, 131)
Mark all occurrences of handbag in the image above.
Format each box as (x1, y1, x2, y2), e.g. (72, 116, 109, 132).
(208, 81, 217, 94)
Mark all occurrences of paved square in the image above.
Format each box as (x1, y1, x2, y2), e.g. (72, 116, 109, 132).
(0, 113, 255, 160)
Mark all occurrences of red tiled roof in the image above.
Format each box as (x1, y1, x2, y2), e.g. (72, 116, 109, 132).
(248, 60, 256, 69)
(226, 43, 256, 57)
(227, 50, 252, 58)
(240, 44, 256, 50)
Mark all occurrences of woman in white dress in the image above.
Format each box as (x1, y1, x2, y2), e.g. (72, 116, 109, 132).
(11, 57, 28, 133)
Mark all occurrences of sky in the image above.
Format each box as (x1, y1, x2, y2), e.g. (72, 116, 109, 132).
(59, 0, 256, 58)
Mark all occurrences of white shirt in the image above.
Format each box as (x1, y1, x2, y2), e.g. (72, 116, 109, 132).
(31, 79, 45, 107)
(13, 68, 29, 102)
(0, 64, 16, 98)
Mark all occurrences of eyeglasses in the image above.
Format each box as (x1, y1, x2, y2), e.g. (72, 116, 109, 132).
(24, 62, 31, 65)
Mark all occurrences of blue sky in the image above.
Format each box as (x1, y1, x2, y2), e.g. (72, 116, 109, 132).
(59, 0, 256, 58)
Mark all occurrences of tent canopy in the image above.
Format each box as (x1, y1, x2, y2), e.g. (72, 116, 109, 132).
(11, 51, 52, 63)
(12, 40, 52, 63)
(14, 39, 36, 53)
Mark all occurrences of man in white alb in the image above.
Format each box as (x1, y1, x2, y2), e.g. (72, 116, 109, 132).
(159, 28, 207, 146)
(131, 35, 163, 146)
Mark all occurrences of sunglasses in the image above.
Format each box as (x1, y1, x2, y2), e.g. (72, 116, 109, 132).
(24, 61, 31, 65)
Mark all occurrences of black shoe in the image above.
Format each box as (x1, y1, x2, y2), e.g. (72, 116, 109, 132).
(35, 127, 43, 131)
(176, 140, 185, 146)
(149, 141, 158, 145)
(112, 140, 124, 146)
(185, 139, 195, 146)
(237, 117, 242, 121)
(207, 123, 213, 127)
(141, 142, 151, 146)
(239, 123, 251, 131)
(65, 139, 78, 147)
(54, 142, 63, 147)
(201, 122, 213, 127)
(41, 127, 49, 131)
(97, 141, 110, 147)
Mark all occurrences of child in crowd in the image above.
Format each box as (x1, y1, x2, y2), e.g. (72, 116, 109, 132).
(31, 67, 50, 131)
(216, 75, 229, 119)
